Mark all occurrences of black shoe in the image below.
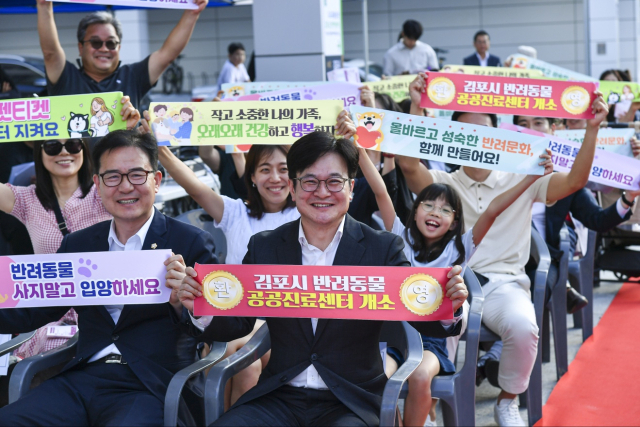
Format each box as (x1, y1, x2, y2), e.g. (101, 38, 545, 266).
(476, 360, 487, 386)
(566, 286, 588, 314)
(485, 358, 500, 389)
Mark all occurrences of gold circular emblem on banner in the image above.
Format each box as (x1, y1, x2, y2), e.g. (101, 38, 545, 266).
(560, 86, 590, 115)
(202, 270, 243, 310)
(399, 273, 444, 316)
(427, 77, 456, 106)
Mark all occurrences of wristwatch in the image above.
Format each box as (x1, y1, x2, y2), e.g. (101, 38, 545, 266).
(622, 191, 635, 207)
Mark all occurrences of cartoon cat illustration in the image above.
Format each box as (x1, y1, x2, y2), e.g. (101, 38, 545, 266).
(354, 112, 385, 150)
(68, 112, 94, 138)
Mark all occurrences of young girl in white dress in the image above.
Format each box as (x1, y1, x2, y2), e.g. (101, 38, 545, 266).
(358, 147, 551, 426)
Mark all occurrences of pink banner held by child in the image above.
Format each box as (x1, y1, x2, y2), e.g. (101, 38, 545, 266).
(421, 72, 599, 120)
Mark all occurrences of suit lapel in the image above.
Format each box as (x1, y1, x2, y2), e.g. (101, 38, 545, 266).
(313, 215, 365, 344)
(115, 210, 168, 329)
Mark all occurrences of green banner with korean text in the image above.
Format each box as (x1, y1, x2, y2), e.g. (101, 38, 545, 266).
(148, 100, 343, 146)
(0, 92, 125, 143)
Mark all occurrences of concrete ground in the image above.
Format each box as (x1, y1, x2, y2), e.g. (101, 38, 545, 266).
(415, 271, 625, 426)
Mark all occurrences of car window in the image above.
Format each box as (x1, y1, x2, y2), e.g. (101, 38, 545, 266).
(0, 64, 45, 87)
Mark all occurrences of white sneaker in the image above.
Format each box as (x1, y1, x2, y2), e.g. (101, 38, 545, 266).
(493, 398, 526, 426)
(424, 414, 437, 426)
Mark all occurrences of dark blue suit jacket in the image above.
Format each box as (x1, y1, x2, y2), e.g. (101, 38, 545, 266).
(463, 53, 501, 67)
(183, 215, 461, 426)
(0, 209, 216, 401)
(545, 189, 630, 260)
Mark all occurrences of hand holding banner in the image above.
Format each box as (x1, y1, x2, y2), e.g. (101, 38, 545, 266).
(0, 92, 125, 143)
(148, 100, 343, 146)
(0, 250, 172, 309)
(350, 106, 546, 175)
(500, 123, 640, 190)
(193, 264, 454, 321)
(420, 72, 598, 120)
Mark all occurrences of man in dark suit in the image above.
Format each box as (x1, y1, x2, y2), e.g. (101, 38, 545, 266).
(178, 128, 468, 426)
(0, 130, 216, 425)
(463, 30, 501, 67)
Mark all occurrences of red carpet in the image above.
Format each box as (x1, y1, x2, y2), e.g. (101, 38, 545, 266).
(535, 283, 640, 426)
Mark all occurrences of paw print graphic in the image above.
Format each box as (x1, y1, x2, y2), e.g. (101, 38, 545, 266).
(303, 89, 317, 100)
(77, 258, 98, 278)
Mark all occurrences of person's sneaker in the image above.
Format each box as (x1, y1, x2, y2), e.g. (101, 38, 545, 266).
(566, 286, 589, 314)
(494, 398, 526, 426)
(425, 414, 437, 426)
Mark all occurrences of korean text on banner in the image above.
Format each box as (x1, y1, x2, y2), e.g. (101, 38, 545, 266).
(148, 100, 343, 146)
(508, 54, 597, 82)
(223, 83, 361, 109)
(556, 128, 635, 158)
(0, 250, 172, 309)
(350, 106, 546, 175)
(221, 82, 327, 99)
(421, 72, 598, 120)
(193, 264, 454, 321)
(500, 123, 640, 190)
(0, 92, 124, 143)
(47, 0, 198, 10)
(367, 75, 416, 103)
(442, 64, 545, 79)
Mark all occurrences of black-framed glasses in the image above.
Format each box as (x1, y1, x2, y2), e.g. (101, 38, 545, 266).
(99, 170, 154, 187)
(420, 201, 455, 218)
(293, 177, 350, 193)
(83, 39, 120, 50)
(42, 139, 83, 156)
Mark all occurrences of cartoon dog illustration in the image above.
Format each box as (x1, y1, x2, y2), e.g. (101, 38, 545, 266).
(226, 86, 245, 98)
(354, 112, 385, 150)
(68, 112, 94, 138)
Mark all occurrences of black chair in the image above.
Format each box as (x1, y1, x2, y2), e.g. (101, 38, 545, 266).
(203, 321, 424, 427)
(6, 333, 227, 426)
(175, 208, 227, 264)
(479, 228, 550, 426)
(541, 226, 571, 379)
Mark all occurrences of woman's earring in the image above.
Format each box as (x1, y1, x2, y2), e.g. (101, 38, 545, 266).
(252, 183, 256, 187)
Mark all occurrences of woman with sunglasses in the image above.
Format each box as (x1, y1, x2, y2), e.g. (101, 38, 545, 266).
(0, 97, 139, 361)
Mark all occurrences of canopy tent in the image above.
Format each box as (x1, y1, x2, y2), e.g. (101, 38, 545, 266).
(0, 0, 238, 14)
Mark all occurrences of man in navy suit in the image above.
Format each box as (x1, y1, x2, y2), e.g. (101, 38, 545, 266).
(0, 130, 216, 426)
(178, 129, 468, 426)
(463, 30, 501, 67)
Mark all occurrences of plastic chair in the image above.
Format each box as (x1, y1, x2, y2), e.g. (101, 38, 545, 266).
(425, 267, 485, 426)
(569, 229, 596, 342)
(479, 228, 549, 427)
(203, 321, 424, 427)
(175, 208, 227, 264)
(0, 332, 36, 358)
(6, 333, 228, 426)
(541, 226, 571, 379)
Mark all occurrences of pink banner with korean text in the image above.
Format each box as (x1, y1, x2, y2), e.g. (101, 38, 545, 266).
(500, 123, 640, 190)
(193, 264, 454, 321)
(222, 82, 362, 109)
(47, 0, 199, 10)
(0, 250, 172, 309)
(421, 72, 599, 120)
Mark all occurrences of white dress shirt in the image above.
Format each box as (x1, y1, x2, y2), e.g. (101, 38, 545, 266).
(475, 52, 490, 67)
(88, 210, 155, 363)
(383, 40, 439, 76)
(216, 60, 250, 88)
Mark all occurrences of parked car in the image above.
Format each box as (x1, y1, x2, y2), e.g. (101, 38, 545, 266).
(0, 54, 47, 98)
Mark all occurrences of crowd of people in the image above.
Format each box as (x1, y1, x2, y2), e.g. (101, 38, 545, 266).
(0, 5, 638, 427)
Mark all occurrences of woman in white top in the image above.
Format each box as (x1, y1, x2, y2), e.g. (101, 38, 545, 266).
(155, 108, 355, 409)
(359, 147, 552, 426)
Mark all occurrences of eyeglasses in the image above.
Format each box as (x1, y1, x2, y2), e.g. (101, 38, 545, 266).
(99, 170, 154, 187)
(420, 202, 455, 218)
(83, 39, 120, 50)
(42, 139, 83, 156)
(293, 177, 350, 193)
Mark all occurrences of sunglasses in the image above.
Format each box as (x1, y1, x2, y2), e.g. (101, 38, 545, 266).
(83, 39, 120, 50)
(42, 140, 84, 156)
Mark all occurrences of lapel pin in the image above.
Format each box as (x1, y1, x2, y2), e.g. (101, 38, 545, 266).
(151, 243, 157, 249)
